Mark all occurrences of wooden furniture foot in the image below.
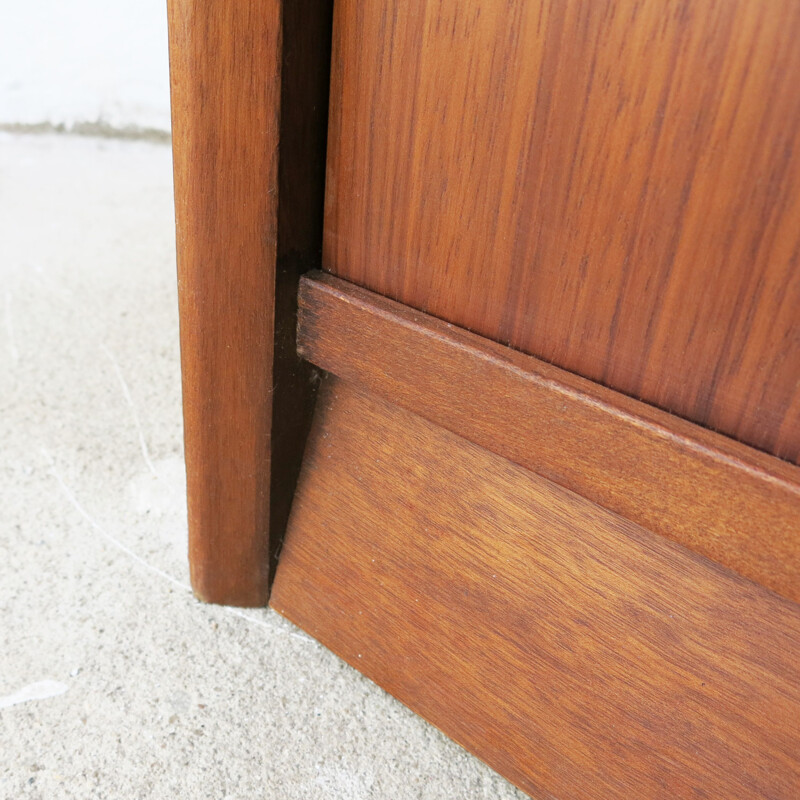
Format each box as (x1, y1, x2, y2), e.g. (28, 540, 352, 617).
(167, 0, 332, 605)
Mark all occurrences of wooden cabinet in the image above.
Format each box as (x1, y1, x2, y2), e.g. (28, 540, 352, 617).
(324, 0, 800, 464)
(168, 1, 800, 796)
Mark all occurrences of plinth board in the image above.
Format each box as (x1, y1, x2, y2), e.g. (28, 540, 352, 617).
(271, 376, 800, 800)
(296, 272, 800, 605)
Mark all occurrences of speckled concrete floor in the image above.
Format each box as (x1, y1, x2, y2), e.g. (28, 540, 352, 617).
(0, 133, 527, 800)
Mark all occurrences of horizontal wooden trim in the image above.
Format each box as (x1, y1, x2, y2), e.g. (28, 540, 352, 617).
(297, 271, 800, 602)
(272, 377, 800, 799)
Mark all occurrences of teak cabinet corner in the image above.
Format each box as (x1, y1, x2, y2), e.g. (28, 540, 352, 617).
(167, 1, 800, 796)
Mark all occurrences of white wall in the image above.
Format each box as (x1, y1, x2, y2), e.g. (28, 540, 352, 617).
(0, 0, 171, 132)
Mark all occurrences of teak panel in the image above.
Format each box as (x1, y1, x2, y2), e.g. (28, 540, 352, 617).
(167, 0, 332, 605)
(324, 0, 800, 463)
(271, 377, 800, 800)
(297, 272, 800, 604)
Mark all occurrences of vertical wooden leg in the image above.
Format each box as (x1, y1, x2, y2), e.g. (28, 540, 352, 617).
(167, 0, 332, 606)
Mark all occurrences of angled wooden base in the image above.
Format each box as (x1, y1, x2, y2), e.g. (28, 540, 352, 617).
(271, 376, 800, 799)
(297, 272, 800, 604)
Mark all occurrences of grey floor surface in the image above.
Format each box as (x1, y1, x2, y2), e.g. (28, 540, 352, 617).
(0, 133, 527, 800)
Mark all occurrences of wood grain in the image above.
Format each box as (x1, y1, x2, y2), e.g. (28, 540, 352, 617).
(167, 0, 331, 605)
(323, 0, 800, 463)
(297, 272, 800, 604)
(271, 376, 800, 800)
